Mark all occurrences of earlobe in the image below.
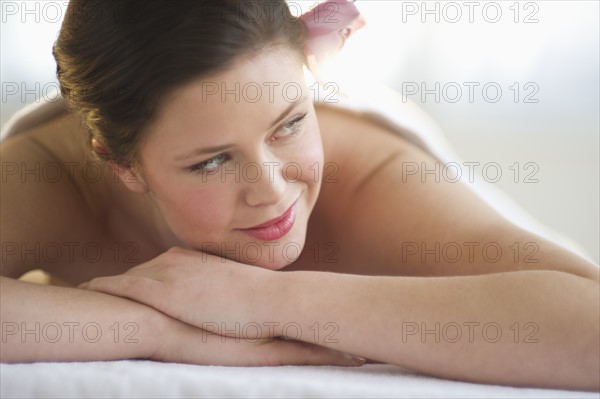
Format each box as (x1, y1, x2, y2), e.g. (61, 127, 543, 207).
(92, 138, 150, 193)
(92, 138, 109, 157)
(110, 161, 150, 194)
(92, 137, 150, 193)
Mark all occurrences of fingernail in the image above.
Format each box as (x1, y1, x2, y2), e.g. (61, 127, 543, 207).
(350, 356, 366, 365)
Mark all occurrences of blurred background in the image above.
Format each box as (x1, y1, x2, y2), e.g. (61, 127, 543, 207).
(1, 0, 598, 263)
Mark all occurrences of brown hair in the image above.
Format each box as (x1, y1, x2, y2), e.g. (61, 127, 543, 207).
(53, 0, 308, 166)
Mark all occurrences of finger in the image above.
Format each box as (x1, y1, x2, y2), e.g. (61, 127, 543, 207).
(154, 324, 367, 367)
(256, 339, 366, 367)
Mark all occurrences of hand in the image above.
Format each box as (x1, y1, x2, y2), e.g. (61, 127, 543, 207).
(79, 246, 281, 338)
(153, 314, 367, 367)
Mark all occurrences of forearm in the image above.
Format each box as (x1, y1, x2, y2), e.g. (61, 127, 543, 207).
(0, 276, 164, 362)
(274, 270, 599, 390)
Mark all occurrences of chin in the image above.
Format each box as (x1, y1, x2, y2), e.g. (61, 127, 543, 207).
(253, 252, 299, 271)
(183, 213, 308, 269)
(184, 234, 305, 270)
(243, 235, 306, 271)
(233, 213, 309, 270)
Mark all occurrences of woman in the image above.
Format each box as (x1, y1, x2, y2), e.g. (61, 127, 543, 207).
(1, 0, 598, 391)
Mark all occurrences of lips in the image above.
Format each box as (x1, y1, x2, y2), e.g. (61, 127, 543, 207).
(243, 200, 298, 229)
(238, 199, 298, 241)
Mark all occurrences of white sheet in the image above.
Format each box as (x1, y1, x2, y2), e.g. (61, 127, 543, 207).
(2, 361, 598, 398)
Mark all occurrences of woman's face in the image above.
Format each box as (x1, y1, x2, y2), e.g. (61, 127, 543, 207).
(128, 47, 324, 270)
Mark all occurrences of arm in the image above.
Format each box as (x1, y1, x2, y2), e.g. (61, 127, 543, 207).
(1, 271, 363, 366)
(81, 253, 599, 389)
(0, 276, 160, 362)
(273, 269, 599, 391)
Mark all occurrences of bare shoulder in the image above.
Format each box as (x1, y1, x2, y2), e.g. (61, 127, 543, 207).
(301, 103, 599, 281)
(313, 102, 414, 215)
(290, 103, 415, 273)
(0, 113, 131, 283)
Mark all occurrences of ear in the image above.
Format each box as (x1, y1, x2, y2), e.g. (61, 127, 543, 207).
(93, 138, 149, 194)
(109, 161, 149, 194)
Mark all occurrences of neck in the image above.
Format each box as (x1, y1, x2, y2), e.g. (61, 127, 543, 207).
(106, 177, 185, 256)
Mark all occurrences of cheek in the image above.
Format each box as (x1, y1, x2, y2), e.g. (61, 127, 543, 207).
(153, 178, 236, 238)
(178, 191, 229, 225)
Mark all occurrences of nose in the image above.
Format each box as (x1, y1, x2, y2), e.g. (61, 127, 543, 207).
(242, 158, 288, 207)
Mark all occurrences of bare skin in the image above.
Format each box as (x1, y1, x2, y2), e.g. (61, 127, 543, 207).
(2, 49, 599, 389)
(1, 101, 408, 283)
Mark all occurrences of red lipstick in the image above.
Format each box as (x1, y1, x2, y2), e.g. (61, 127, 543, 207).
(238, 200, 298, 241)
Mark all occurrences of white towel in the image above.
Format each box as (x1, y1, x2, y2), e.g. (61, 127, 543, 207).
(2, 361, 598, 399)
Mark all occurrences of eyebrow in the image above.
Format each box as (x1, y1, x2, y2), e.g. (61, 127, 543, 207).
(175, 96, 308, 162)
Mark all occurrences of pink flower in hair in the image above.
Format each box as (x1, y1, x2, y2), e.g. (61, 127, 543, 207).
(299, 0, 366, 78)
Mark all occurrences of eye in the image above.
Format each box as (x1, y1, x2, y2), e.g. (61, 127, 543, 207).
(277, 113, 307, 139)
(188, 153, 230, 175)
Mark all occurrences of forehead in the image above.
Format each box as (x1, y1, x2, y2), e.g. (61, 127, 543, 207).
(142, 47, 307, 150)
